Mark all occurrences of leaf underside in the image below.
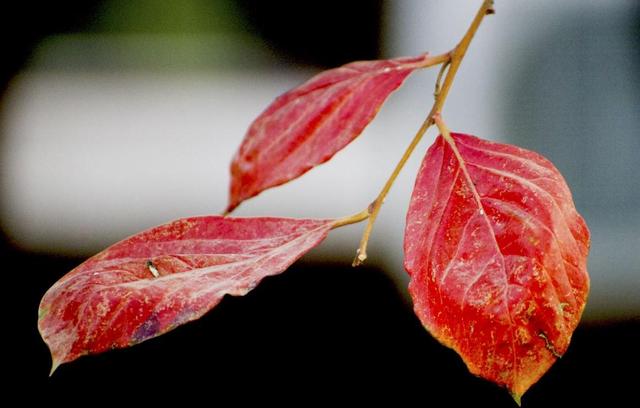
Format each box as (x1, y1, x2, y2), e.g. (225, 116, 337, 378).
(404, 133, 590, 400)
(38, 216, 334, 372)
(227, 53, 432, 213)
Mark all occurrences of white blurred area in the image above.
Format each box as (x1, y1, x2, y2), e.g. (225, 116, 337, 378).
(1, 0, 638, 321)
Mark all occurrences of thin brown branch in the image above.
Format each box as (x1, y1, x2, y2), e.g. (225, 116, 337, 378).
(351, 0, 494, 266)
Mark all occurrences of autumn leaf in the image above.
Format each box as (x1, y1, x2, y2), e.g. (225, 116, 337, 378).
(227, 53, 437, 213)
(38, 216, 334, 373)
(404, 133, 590, 402)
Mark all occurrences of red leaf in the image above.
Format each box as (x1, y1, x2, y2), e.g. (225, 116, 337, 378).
(228, 53, 433, 212)
(404, 133, 590, 401)
(38, 216, 334, 372)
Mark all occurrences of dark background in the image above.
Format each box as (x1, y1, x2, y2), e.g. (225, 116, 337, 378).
(7, 251, 637, 405)
(2, 1, 637, 405)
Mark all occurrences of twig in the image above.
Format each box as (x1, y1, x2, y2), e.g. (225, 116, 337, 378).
(351, 0, 495, 266)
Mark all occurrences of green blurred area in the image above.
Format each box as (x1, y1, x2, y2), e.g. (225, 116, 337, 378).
(29, 0, 272, 71)
(92, 0, 244, 34)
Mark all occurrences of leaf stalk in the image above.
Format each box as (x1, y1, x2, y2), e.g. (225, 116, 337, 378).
(332, 208, 370, 229)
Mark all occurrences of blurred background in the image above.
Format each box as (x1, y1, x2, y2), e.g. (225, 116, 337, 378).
(2, 0, 637, 405)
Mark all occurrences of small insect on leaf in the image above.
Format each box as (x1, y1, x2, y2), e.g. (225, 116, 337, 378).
(39, 216, 335, 372)
(227, 53, 436, 213)
(404, 132, 590, 401)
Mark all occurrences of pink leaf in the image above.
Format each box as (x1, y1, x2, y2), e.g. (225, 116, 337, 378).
(404, 133, 590, 401)
(38, 216, 334, 372)
(228, 53, 433, 212)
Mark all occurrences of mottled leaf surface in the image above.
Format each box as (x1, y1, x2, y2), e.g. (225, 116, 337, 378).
(228, 53, 433, 212)
(404, 133, 590, 401)
(39, 216, 334, 371)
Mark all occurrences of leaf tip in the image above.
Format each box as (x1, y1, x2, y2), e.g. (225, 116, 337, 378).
(510, 392, 522, 407)
(224, 201, 239, 216)
(49, 359, 61, 377)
